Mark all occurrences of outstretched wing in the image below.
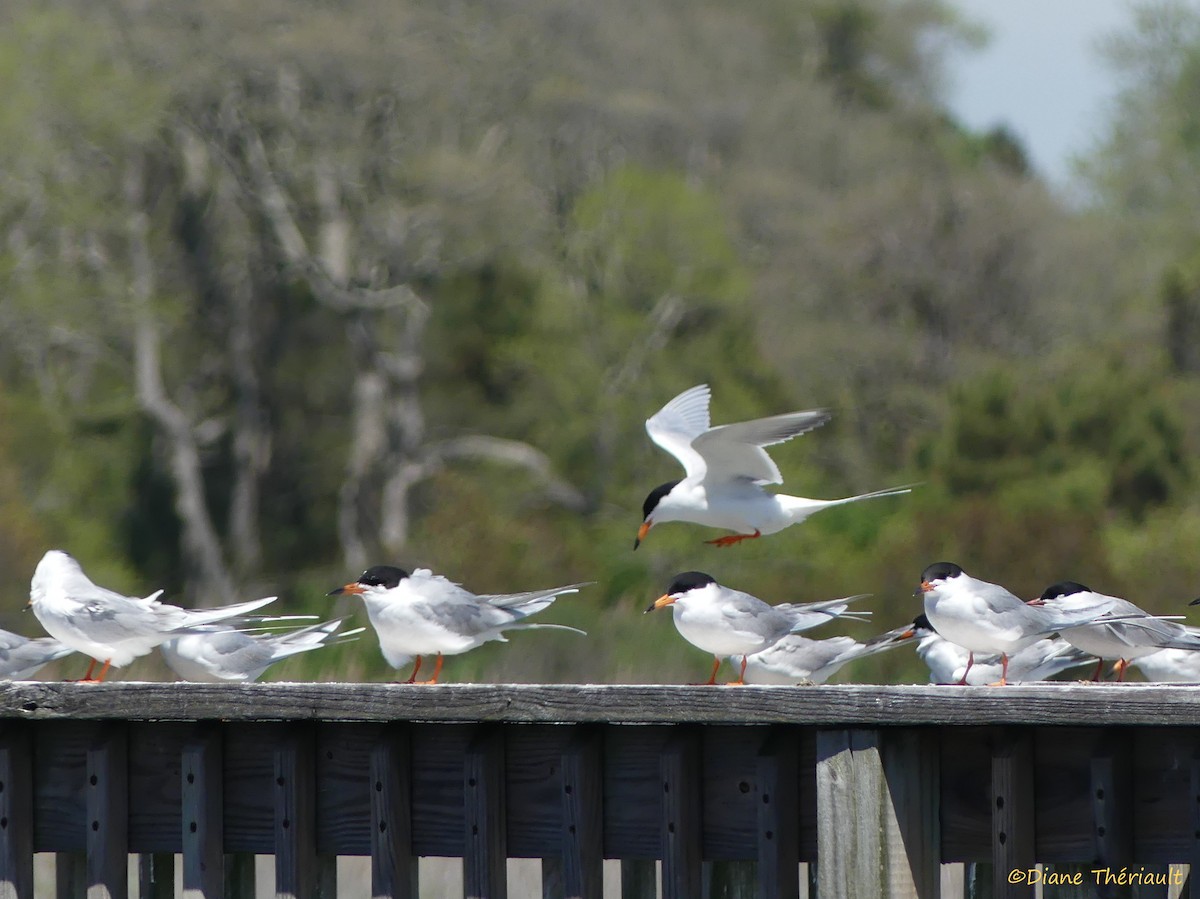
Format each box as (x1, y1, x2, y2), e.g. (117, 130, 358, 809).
(645, 384, 712, 480)
(693, 409, 830, 485)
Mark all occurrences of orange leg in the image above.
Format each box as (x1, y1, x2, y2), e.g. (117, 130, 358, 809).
(956, 652, 975, 686)
(691, 657, 722, 686)
(726, 655, 748, 686)
(705, 530, 762, 548)
(94, 659, 112, 683)
(415, 653, 444, 685)
(77, 658, 97, 682)
(987, 653, 1010, 687)
(1113, 658, 1129, 682)
(403, 656, 424, 684)
(1089, 657, 1105, 682)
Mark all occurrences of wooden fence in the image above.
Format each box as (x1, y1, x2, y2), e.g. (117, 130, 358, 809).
(0, 681, 1198, 898)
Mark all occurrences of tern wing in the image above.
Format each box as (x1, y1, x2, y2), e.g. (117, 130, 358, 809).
(693, 409, 831, 486)
(645, 384, 712, 480)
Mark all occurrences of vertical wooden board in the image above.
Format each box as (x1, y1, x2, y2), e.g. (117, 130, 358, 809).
(410, 724, 474, 857)
(463, 726, 507, 899)
(1092, 732, 1133, 873)
(0, 725, 32, 899)
(86, 724, 129, 899)
(940, 729, 992, 863)
(661, 729, 702, 899)
(991, 729, 1034, 899)
(1032, 727, 1101, 863)
(35, 721, 96, 852)
(182, 727, 223, 899)
(879, 729, 940, 897)
(317, 722, 383, 856)
(370, 725, 417, 899)
(757, 728, 800, 899)
(816, 728, 939, 899)
(560, 727, 603, 899)
(703, 726, 769, 861)
(797, 730, 817, 864)
(275, 726, 317, 899)
(1133, 728, 1195, 864)
(603, 726, 672, 859)
(506, 725, 572, 859)
(127, 723, 193, 853)
(223, 723, 282, 854)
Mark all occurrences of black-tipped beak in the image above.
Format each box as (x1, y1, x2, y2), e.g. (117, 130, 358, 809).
(329, 583, 365, 597)
(1191, 597, 1200, 606)
(644, 594, 675, 614)
(634, 520, 652, 551)
(913, 580, 932, 598)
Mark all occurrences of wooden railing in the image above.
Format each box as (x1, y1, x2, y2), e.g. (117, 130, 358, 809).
(1, 682, 1198, 898)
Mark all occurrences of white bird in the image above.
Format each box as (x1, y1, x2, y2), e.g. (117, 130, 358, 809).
(160, 618, 363, 683)
(1130, 646, 1200, 682)
(645, 571, 870, 685)
(897, 614, 1093, 685)
(914, 562, 1150, 685)
(29, 550, 277, 682)
(1034, 581, 1200, 681)
(329, 565, 587, 684)
(736, 626, 914, 685)
(0, 629, 75, 679)
(635, 384, 911, 548)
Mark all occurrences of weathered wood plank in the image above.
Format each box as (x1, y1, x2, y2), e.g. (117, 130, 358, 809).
(0, 725, 33, 899)
(86, 724, 128, 899)
(275, 725, 317, 899)
(661, 729, 702, 899)
(182, 727, 223, 898)
(991, 730, 1034, 899)
(560, 727, 603, 899)
(815, 728, 939, 899)
(757, 728, 800, 899)
(370, 726, 417, 899)
(11, 682, 1200, 726)
(463, 725, 507, 899)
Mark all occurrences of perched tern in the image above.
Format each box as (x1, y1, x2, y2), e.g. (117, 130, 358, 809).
(635, 384, 911, 548)
(914, 562, 1146, 686)
(897, 613, 1093, 685)
(160, 618, 362, 683)
(1034, 581, 1200, 681)
(29, 550, 277, 682)
(735, 626, 914, 685)
(644, 571, 869, 685)
(329, 565, 587, 684)
(0, 629, 75, 679)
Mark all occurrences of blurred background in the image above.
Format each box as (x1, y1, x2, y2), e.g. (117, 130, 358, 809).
(2, 0, 1199, 685)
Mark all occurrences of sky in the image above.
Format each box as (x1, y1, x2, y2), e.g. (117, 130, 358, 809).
(942, 0, 1136, 187)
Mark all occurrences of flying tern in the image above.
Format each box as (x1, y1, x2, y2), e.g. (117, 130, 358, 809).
(636, 384, 911, 548)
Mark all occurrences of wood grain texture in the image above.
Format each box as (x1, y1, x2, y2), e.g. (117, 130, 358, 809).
(559, 727, 603, 899)
(274, 725, 317, 899)
(8, 682, 1200, 725)
(86, 724, 129, 899)
(370, 725, 417, 899)
(0, 725, 32, 899)
(756, 728, 800, 899)
(463, 725, 507, 899)
(661, 729, 702, 899)
(991, 730, 1034, 899)
(181, 727, 223, 898)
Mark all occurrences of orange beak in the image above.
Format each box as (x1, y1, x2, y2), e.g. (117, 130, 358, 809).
(913, 580, 933, 597)
(634, 520, 652, 550)
(644, 593, 676, 614)
(328, 583, 365, 596)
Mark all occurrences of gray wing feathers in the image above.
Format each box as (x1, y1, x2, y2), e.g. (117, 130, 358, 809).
(648, 384, 712, 441)
(777, 594, 871, 633)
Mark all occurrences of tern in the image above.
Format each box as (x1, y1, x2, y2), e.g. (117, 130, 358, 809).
(635, 384, 911, 548)
(0, 629, 75, 680)
(645, 571, 869, 685)
(735, 626, 914, 685)
(914, 562, 1150, 686)
(1034, 581, 1200, 681)
(28, 550, 278, 682)
(160, 618, 363, 682)
(329, 565, 587, 684)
